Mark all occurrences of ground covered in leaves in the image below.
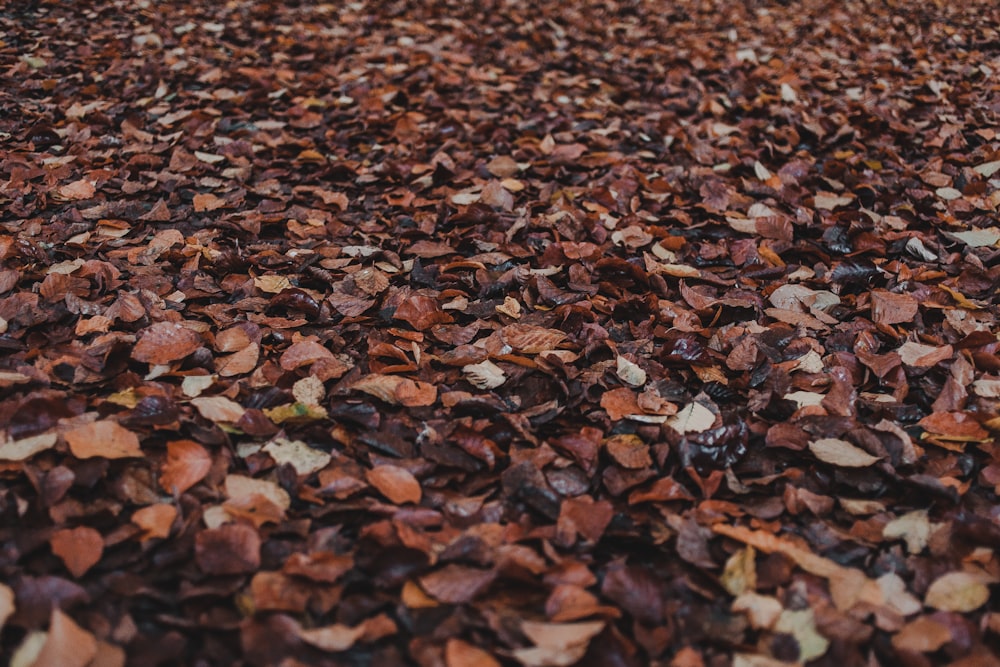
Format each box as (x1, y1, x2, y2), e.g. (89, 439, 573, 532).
(2, 0, 1000, 665)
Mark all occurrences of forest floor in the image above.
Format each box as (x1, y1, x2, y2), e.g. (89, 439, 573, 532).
(2, 0, 1000, 665)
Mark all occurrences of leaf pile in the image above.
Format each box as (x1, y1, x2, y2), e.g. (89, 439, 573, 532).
(2, 0, 1000, 665)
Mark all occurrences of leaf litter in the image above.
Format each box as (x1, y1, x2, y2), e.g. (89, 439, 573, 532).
(1, 0, 1000, 664)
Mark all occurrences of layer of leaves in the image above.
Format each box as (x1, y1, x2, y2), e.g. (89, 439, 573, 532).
(1, 0, 999, 665)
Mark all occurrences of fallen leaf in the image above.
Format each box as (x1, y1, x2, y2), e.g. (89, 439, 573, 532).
(924, 572, 992, 612)
(160, 439, 212, 493)
(131, 321, 203, 365)
(463, 360, 506, 390)
(31, 609, 98, 667)
(666, 403, 716, 435)
(49, 527, 103, 578)
(263, 437, 331, 475)
(58, 179, 96, 200)
(0, 432, 58, 461)
(0, 583, 12, 632)
(366, 465, 422, 504)
(64, 420, 142, 459)
(194, 523, 261, 575)
(131, 504, 177, 540)
(808, 438, 881, 467)
(351, 374, 437, 406)
(616, 355, 647, 386)
(445, 638, 502, 667)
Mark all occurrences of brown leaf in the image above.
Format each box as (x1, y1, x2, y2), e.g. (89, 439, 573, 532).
(160, 439, 212, 494)
(891, 616, 953, 653)
(870, 290, 919, 325)
(419, 565, 496, 604)
(500, 324, 567, 354)
(351, 374, 437, 406)
(393, 295, 453, 330)
(64, 420, 142, 459)
(32, 609, 98, 667)
(131, 321, 203, 365)
(58, 179, 96, 200)
(446, 638, 502, 667)
(604, 434, 652, 469)
(366, 465, 422, 504)
(49, 527, 103, 578)
(195, 523, 261, 576)
(279, 340, 335, 370)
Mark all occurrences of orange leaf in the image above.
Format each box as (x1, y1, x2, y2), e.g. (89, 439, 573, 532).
(131, 321, 202, 365)
(366, 465, 421, 504)
(131, 503, 177, 540)
(50, 526, 103, 578)
(160, 439, 212, 494)
(64, 420, 142, 459)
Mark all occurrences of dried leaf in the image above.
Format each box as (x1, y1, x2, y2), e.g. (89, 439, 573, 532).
(263, 437, 331, 476)
(366, 465, 422, 504)
(463, 360, 506, 390)
(64, 420, 142, 459)
(31, 609, 98, 667)
(616, 355, 647, 386)
(160, 439, 212, 494)
(924, 572, 992, 612)
(666, 403, 716, 435)
(49, 527, 103, 578)
(131, 503, 177, 540)
(131, 321, 202, 365)
(808, 438, 881, 467)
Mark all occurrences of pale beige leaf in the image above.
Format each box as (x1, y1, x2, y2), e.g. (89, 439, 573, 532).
(190, 396, 245, 422)
(666, 402, 715, 435)
(774, 609, 829, 662)
(298, 623, 365, 652)
(883, 510, 934, 555)
(721, 546, 756, 596)
(263, 437, 331, 476)
(292, 376, 325, 406)
(949, 227, 1000, 247)
(463, 360, 506, 390)
(616, 356, 646, 387)
(731, 593, 782, 630)
(254, 274, 293, 293)
(0, 582, 14, 632)
(0, 432, 58, 461)
(924, 572, 992, 612)
(813, 192, 854, 210)
(224, 474, 291, 511)
(808, 438, 880, 467)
